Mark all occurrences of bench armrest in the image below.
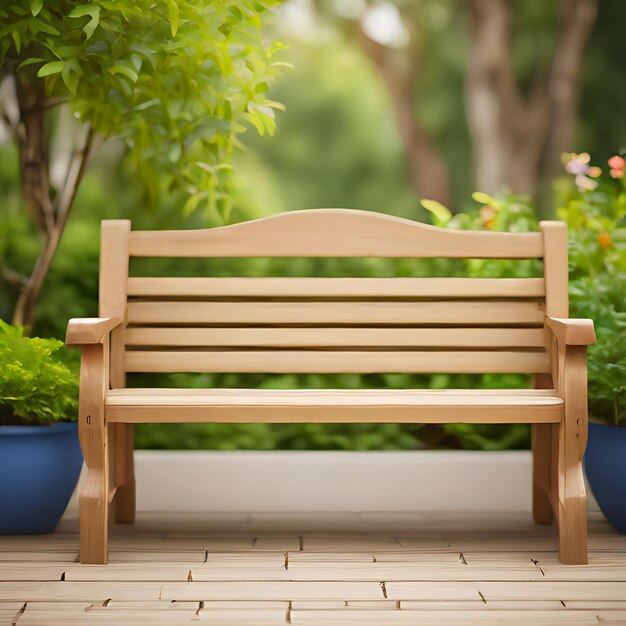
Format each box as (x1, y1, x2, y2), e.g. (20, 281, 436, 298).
(545, 317, 596, 346)
(66, 317, 122, 347)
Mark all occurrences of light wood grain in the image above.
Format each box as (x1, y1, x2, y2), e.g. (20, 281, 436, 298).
(289, 608, 620, 624)
(545, 317, 596, 345)
(124, 349, 551, 375)
(126, 300, 546, 325)
(127, 276, 547, 298)
(99, 220, 136, 527)
(540, 221, 569, 319)
(99, 220, 131, 389)
(128, 209, 545, 258)
(3, 512, 624, 624)
(554, 344, 589, 564)
(125, 326, 547, 348)
(76, 341, 109, 565)
(106, 388, 562, 423)
(66, 317, 122, 346)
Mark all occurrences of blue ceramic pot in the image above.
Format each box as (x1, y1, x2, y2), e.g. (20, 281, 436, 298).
(585, 421, 626, 534)
(0, 422, 83, 534)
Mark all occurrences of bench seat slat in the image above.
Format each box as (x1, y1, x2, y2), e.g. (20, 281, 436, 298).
(125, 327, 547, 348)
(124, 350, 550, 374)
(127, 277, 546, 299)
(105, 388, 563, 424)
(126, 301, 545, 325)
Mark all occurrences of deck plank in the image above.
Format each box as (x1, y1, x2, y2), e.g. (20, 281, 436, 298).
(1, 511, 625, 624)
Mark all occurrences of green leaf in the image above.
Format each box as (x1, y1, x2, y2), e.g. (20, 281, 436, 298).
(17, 57, 46, 69)
(264, 99, 286, 112)
(61, 60, 80, 95)
(68, 4, 100, 39)
(37, 60, 64, 77)
(110, 64, 139, 83)
(471, 191, 495, 206)
(183, 193, 202, 216)
(11, 29, 21, 53)
(30, 0, 43, 16)
(167, 0, 180, 37)
(421, 199, 452, 225)
(29, 17, 60, 36)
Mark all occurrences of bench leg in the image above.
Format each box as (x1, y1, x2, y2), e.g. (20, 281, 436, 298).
(532, 423, 553, 524)
(114, 423, 136, 524)
(532, 374, 554, 524)
(77, 344, 109, 564)
(80, 462, 109, 564)
(555, 420, 588, 564)
(78, 409, 109, 563)
(555, 346, 588, 565)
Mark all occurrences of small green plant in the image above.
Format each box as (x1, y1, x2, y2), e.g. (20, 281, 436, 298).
(0, 320, 78, 425)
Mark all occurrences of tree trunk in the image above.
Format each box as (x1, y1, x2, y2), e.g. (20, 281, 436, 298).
(543, 0, 599, 177)
(465, 0, 598, 196)
(11, 73, 93, 330)
(357, 27, 452, 206)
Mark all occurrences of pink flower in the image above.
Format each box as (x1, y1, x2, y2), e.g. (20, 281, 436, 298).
(562, 153, 599, 191)
(575, 174, 598, 191)
(564, 152, 591, 176)
(608, 155, 625, 179)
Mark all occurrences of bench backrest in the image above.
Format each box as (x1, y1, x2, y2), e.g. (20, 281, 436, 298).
(99, 209, 568, 388)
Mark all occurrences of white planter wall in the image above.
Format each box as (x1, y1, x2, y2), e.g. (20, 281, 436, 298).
(68, 450, 599, 514)
(137, 450, 532, 512)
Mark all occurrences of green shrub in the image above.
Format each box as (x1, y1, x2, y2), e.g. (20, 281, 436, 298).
(558, 152, 626, 425)
(0, 320, 78, 425)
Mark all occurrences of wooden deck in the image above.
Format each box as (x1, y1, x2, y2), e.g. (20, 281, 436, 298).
(2, 511, 626, 625)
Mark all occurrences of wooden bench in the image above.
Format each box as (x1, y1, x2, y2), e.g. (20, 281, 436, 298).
(66, 209, 595, 565)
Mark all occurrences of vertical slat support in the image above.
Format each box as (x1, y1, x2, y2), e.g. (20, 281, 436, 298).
(99, 220, 135, 524)
(533, 222, 569, 526)
(541, 221, 569, 319)
(540, 221, 587, 564)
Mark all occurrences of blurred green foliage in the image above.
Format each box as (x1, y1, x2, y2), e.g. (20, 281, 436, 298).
(0, 0, 283, 217)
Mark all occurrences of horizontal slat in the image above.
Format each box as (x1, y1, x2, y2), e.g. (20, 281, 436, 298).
(125, 327, 547, 348)
(128, 209, 544, 258)
(127, 277, 546, 299)
(126, 301, 545, 325)
(106, 388, 562, 424)
(124, 350, 550, 374)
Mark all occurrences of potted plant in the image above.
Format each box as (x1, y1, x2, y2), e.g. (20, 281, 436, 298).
(559, 153, 626, 533)
(0, 320, 82, 534)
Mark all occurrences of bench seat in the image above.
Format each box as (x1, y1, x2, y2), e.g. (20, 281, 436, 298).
(106, 388, 564, 423)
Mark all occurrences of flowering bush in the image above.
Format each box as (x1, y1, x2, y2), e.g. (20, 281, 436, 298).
(423, 153, 626, 427)
(559, 153, 626, 425)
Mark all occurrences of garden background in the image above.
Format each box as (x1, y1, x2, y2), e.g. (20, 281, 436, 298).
(1, 0, 624, 450)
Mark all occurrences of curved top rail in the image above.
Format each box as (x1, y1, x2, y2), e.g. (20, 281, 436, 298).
(127, 208, 545, 258)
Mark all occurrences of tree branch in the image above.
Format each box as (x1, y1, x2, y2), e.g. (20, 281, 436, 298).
(55, 124, 95, 232)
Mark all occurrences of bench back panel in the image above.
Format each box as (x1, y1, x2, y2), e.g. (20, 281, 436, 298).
(127, 209, 544, 258)
(99, 210, 568, 383)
